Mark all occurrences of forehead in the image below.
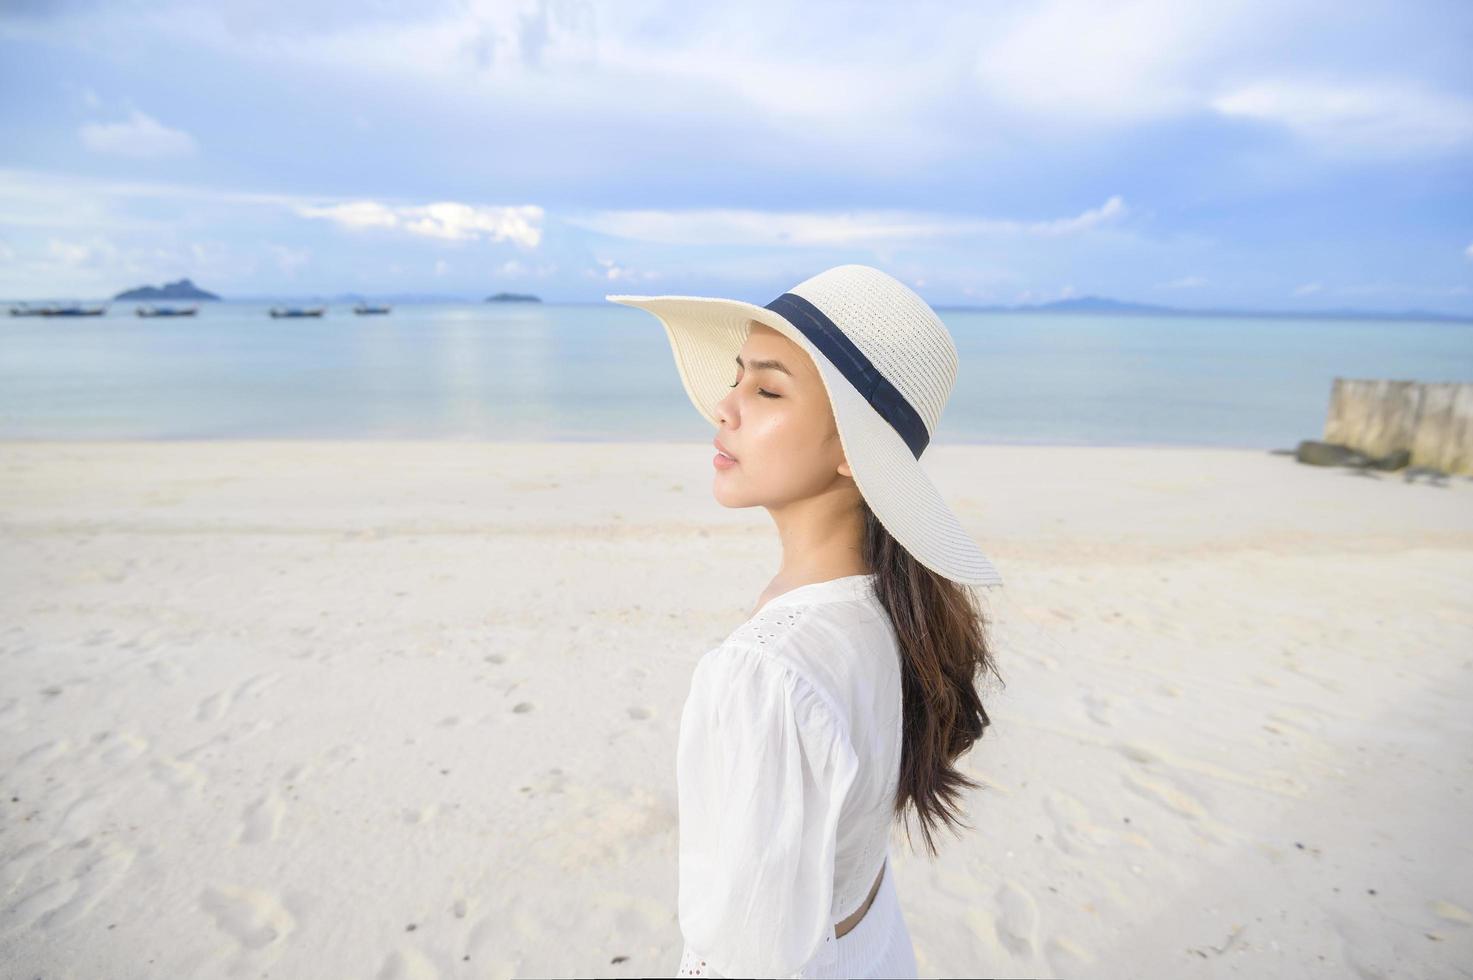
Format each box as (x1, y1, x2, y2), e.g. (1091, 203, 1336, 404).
(740, 320, 813, 371)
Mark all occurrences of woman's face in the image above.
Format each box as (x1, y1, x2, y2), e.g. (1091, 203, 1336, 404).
(711, 321, 854, 508)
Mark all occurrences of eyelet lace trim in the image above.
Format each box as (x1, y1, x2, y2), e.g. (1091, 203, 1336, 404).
(735, 604, 811, 647)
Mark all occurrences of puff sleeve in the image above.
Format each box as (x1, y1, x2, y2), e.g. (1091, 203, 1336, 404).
(675, 642, 861, 978)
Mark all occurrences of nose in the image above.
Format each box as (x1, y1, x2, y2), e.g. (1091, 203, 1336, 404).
(715, 386, 736, 426)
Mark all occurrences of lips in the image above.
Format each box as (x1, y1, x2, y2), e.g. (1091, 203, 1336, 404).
(714, 438, 738, 461)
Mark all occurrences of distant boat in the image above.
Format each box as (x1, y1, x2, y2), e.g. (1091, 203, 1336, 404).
(137, 305, 199, 317)
(269, 306, 326, 318)
(353, 303, 392, 315)
(8, 303, 44, 316)
(35, 304, 108, 317)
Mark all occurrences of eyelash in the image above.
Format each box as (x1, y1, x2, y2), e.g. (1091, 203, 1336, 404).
(729, 378, 779, 398)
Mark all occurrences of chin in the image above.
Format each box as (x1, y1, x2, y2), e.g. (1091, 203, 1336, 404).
(711, 478, 754, 509)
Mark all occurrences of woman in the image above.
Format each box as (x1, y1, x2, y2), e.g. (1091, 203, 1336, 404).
(607, 264, 1005, 979)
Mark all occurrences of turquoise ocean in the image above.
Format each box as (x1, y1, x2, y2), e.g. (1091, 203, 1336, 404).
(2, 301, 1470, 446)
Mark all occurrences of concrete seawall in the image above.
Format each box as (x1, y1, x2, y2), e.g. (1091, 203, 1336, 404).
(1325, 378, 1473, 475)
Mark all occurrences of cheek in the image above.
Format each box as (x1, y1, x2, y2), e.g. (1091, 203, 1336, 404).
(746, 406, 836, 479)
(746, 405, 804, 455)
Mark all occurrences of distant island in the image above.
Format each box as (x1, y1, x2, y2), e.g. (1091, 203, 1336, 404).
(935, 294, 1473, 324)
(114, 278, 221, 301)
(485, 292, 541, 303)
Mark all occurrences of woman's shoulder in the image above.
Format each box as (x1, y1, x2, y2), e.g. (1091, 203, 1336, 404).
(700, 598, 893, 725)
(728, 587, 889, 651)
(689, 639, 855, 760)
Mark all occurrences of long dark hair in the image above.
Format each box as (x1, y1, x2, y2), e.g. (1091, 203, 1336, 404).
(858, 496, 1004, 858)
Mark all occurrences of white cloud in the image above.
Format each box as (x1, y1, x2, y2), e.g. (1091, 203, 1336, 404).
(1157, 275, 1208, 289)
(79, 109, 198, 158)
(1465, 242, 1473, 261)
(0, 171, 550, 250)
(1293, 281, 1323, 296)
(114, 2, 944, 147)
(297, 200, 399, 231)
(1025, 196, 1128, 236)
(208, 0, 603, 79)
(970, 0, 1473, 162)
(297, 200, 544, 247)
(972, 0, 1279, 124)
(587, 257, 659, 282)
(563, 196, 1128, 246)
(1211, 78, 1473, 154)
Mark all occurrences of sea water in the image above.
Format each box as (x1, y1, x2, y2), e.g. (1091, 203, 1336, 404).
(2, 301, 1470, 447)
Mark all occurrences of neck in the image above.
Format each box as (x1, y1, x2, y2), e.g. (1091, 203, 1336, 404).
(766, 486, 869, 585)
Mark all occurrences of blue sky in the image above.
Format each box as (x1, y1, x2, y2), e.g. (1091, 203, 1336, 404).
(1, 0, 1471, 312)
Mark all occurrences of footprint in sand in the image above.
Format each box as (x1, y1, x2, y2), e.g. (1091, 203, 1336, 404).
(375, 947, 439, 980)
(199, 884, 295, 954)
(1115, 742, 1162, 766)
(57, 792, 112, 841)
(992, 880, 1040, 957)
(1046, 936, 1095, 975)
(1114, 742, 1244, 845)
(511, 702, 535, 714)
(1081, 691, 1114, 727)
(148, 756, 206, 797)
(627, 706, 653, 721)
(533, 784, 675, 870)
(195, 672, 284, 723)
(0, 697, 25, 728)
(98, 731, 149, 765)
(464, 913, 524, 977)
(1114, 745, 1202, 817)
(196, 690, 232, 722)
(145, 657, 181, 686)
(1264, 705, 1325, 736)
(1431, 899, 1473, 926)
(402, 804, 440, 825)
(1283, 663, 1344, 693)
(237, 672, 283, 699)
(8, 842, 136, 933)
(283, 761, 315, 785)
(317, 742, 365, 777)
(1042, 790, 1120, 856)
(1123, 767, 1206, 820)
(238, 791, 285, 844)
(518, 768, 568, 798)
(17, 737, 73, 771)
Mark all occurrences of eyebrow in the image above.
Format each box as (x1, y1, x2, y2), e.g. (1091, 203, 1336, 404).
(734, 354, 793, 376)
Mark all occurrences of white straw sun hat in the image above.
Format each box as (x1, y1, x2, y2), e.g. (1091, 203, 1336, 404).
(606, 263, 1003, 588)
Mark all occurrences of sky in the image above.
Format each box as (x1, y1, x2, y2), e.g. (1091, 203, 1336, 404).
(1, 0, 1471, 313)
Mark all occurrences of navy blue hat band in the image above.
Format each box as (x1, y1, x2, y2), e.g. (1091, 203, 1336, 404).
(762, 291, 931, 459)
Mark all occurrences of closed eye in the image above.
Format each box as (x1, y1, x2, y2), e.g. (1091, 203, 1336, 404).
(729, 376, 779, 398)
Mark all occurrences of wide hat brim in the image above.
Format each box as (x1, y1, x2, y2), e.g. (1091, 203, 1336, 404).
(606, 292, 1003, 588)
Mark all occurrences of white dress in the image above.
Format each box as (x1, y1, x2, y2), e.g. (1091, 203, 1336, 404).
(673, 573, 920, 979)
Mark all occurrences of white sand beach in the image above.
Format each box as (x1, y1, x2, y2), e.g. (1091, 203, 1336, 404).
(2, 440, 1471, 979)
